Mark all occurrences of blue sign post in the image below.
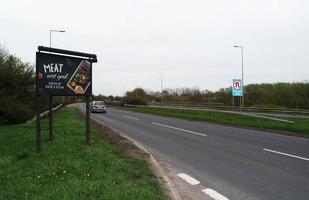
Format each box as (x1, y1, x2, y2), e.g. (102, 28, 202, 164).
(232, 79, 243, 96)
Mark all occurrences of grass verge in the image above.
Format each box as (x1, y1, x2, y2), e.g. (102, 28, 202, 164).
(0, 107, 167, 200)
(123, 106, 309, 137)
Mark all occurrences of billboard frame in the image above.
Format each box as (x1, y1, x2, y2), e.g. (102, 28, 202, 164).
(35, 46, 97, 152)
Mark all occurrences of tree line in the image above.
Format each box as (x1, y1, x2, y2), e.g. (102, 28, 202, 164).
(121, 83, 309, 109)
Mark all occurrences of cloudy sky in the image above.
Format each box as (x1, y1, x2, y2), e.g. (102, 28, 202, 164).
(1, 0, 308, 96)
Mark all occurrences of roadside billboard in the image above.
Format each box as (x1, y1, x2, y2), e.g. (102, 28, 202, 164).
(36, 52, 92, 96)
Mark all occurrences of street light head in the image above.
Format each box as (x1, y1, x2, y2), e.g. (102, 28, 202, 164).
(50, 30, 66, 33)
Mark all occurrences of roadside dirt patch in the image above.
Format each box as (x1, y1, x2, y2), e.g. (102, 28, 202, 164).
(93, 122, 150, 160)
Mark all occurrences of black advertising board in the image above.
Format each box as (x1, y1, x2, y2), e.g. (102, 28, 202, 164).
(36, 52, 92, 96)
(35, 47, 97, 153)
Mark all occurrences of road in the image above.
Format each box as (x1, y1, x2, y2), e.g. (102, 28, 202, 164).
(78, 105, 309, 200)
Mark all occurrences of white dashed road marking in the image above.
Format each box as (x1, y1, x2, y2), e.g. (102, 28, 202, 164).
(152, 122, 207, 137)
(122, 115, 140, 121)
(263, 148, 309, 161)
(177, 173, 200, 185)
(202, 188, 230, 200)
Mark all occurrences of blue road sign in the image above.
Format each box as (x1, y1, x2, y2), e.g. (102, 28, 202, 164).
(232, 79, 243, 96)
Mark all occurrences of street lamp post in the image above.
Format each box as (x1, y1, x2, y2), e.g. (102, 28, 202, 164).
(48, 29, 65, 141)
(234, 45, 244, 111)
(50, 30, 66, 104)
(157, 73, 163, 104)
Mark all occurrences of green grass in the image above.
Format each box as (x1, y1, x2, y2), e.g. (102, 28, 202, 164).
(0, 107, 167, 200)
(124, 107, 309, 136)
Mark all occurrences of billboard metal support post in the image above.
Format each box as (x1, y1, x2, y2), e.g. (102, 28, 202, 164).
(36, 96, 41, 153)
(240, 96, 242, 112)
(86, 96, 91, 145)
(48, 95, 53, 141)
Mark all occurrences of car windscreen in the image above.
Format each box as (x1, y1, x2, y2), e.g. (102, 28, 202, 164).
(95, 102, 104, 106)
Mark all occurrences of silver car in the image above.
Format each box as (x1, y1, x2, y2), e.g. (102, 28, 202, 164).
(91, 101, 106, 113)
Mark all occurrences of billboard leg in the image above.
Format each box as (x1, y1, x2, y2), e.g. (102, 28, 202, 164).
(242, 95, 245, 111)
(240, 96, 242, 112)
(36, 96, 41, 153)
(232, 96, 235, 111)
(48, 95, 53, 141)
(86, 96, 91, 145)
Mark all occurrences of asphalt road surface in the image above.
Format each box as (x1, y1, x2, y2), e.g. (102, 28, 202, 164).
(78, 104, 309, 200)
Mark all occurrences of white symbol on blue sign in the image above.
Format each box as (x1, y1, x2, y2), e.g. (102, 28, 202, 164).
(232, 79, 243, 96)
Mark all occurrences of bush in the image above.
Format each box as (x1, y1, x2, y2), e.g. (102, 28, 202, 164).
(0, 46, 36, 124)
(123, 88, 148, 105)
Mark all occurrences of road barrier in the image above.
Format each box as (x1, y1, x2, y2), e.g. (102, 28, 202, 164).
(125, 104, 295, 124)
(27, 104, 63, 123)
(147, 102, 309, 116)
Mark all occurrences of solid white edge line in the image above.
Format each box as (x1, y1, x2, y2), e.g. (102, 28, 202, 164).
(263, 148, 309, 161)
(177, 173, 200, 185)
(202, 188, 229, 200)
(152, 122, 207, 137)
(122, 115, 140, 121)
